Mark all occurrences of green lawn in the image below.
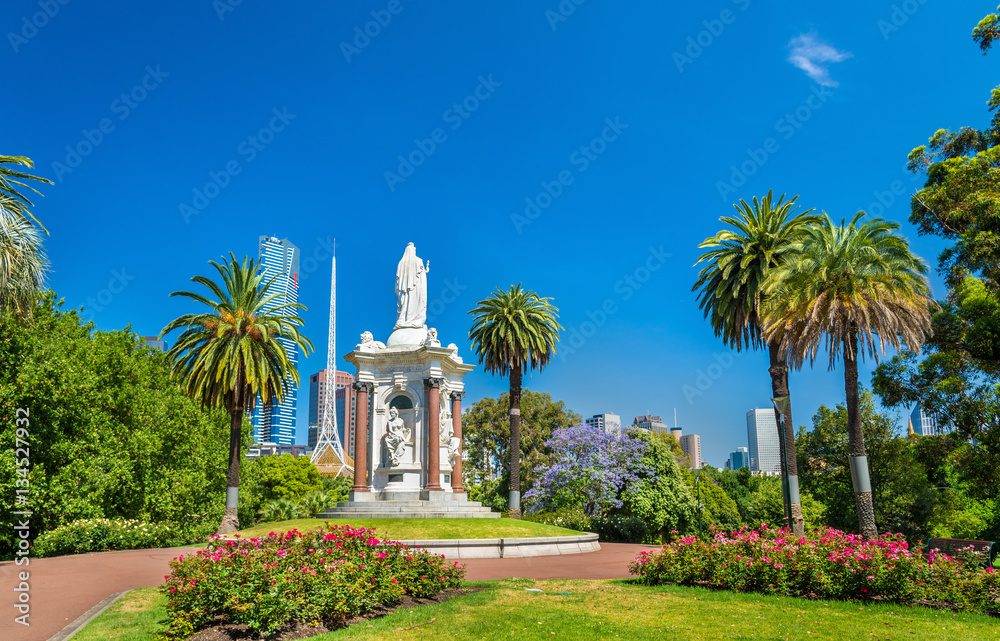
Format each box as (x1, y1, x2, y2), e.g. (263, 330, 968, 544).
(236, 517, 582, 540)
(77, 579, 998, 641)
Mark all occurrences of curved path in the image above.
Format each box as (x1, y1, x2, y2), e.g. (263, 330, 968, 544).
(0, 542, 658, 641)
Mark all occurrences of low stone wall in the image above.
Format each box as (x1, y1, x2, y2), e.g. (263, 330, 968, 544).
(397, 533, 600, 559)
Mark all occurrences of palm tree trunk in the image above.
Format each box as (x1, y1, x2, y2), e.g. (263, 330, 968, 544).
(217, 407, 242, 534)
(844, 332, 878, 540)
(767, 341, 805, 537)
(508, 367, 523, 519)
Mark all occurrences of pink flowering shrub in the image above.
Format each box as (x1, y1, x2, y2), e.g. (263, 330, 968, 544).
(156, 524, 465, 639)
(629, 525, 1000, 614)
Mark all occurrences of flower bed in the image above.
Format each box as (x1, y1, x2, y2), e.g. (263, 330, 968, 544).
(629, 525, 1000, 614)
(157, 524, 465, 639)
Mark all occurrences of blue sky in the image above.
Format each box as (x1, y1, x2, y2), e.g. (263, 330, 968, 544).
(6, 1, 993, 465)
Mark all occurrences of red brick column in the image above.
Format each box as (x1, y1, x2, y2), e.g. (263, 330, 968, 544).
(450, 391, 465, 494)
(424, 377, 444, 491)
(352, 382, 373, 492)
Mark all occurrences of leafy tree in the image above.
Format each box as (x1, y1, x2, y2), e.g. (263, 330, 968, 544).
(693, 191, 819, 535)
(258, 454, 322, 501)
(763, 213, 933, 539)
(524, 424, 650, 516)
(461, 389, 580, 495)
(619, 431, 698, 541)
(744, 476, 827, 531)
(468, 284, 562, 518)
(681, 466, 743, 533)
(160, 254, 313, 533)
(0, 295, 241, 557)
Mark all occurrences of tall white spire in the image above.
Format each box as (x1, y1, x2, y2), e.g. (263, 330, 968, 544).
(311, 249, 352, 476)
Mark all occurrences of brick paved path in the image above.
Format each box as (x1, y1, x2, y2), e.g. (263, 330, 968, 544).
(0, 542, 658, 641)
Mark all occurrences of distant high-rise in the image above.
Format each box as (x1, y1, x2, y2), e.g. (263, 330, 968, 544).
(680, 434, 702, 468)
(747, 408, 781, 474)
(730, 447, 749, 471)
(586, 412, 622, 436)
(633, 414, 670, 435)
(909, 403, 944, 436)
(308, 369, 357, 458)
(252, 236, 300, 447)
(141, 336, 167, 351)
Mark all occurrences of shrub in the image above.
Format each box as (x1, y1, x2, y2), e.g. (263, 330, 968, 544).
(257, 497, 304, 523)
(629, 525, 1000, 614)
(157, 524, 465, 639)
(523, 507, 592, 532)
(300, 491, 335, 518)
(33, 518, 205, 558)
(592, 515, 651, 543)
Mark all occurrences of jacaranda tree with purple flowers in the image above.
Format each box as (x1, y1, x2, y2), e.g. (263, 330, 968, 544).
(524, 423, 651, 516)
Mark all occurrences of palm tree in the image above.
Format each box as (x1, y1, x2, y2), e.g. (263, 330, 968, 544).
(693, 190, 819, 536)
(0, 210, 48, 320)
(160, 254, 312, 533)
(762, 212, 933, 539)
(468, 284, 562, 519)
(0, 155, 52, 233)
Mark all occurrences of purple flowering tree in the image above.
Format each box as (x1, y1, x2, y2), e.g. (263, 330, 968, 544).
(524, 423, 651, 516)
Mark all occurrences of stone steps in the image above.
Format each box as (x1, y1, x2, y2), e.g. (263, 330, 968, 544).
(319, 510, 501, 519)
(329, 500, 486, 508)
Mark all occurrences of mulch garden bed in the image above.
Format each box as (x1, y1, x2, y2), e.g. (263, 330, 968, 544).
(187, 587, 487, 641)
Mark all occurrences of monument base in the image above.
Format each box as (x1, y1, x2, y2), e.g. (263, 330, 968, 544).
(321, 492, 499, 519)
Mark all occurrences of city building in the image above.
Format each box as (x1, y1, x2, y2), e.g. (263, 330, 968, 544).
(141, 336, 167, 351)
(730, 446, 749, 471)
(251, 236, 301, 446)
(586, 412, 623, 436)
(633, 414, 670, 435)
(909, 403, 945, 436)
(248, 443, 308, 458)
(746, 408, 781, 475)
(680, 433, 702, 468)
(307, 369, 357, 458)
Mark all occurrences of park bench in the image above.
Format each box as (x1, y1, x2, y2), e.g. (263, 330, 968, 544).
(924, 538, 998, 568)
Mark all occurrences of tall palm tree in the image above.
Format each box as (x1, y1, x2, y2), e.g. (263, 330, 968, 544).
(0, 209, 48, 320)
(693, 190, 818, 536)
(0, 155, 52, 233)
(468, 284, 562, 519)
(762, 212, 933, 539)
(160, 254, 312, 533)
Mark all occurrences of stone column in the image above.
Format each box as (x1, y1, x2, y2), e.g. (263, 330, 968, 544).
(450, 391, 465, 494)
(352, 382, 373, 492)
(424, 377, 444, 491)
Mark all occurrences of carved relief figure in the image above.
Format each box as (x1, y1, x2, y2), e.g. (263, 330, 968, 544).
(394, 243, 429, 330)
(383, 407, 410, 467)
(423, 327, 441, 347)
(439, 405, 461, 466)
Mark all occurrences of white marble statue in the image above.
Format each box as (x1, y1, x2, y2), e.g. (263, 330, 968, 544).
(383, 407, 410, 467)
(423, 327, 441, 347)
(394, 243, 429, 330)
(440, 405, 461, 466)
(357, 331, 387, 352)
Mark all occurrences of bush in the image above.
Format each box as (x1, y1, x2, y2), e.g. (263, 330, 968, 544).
(256, 498, 304, 523)
(629, 525, 1000, 614)
(33, 518, 207, 558)
(157, 524, 465, 639)
(523, 507, 592, 532)
(591, 515, 651, 543)
(300, 491, 335, 518)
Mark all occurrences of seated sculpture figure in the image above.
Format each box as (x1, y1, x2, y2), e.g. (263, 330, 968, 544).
(383, 407, 409, 467)
(439, 406, 461, 466)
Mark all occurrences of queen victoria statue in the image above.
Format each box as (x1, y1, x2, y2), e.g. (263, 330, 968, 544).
(395, 242, 429, 330)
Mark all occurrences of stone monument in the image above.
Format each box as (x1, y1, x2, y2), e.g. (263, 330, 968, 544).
(319, 243, 497, 518)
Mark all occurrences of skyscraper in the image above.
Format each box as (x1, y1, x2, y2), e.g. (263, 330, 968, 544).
(730, 447, 749, 471)
(680, 434, 702, 469)
(308, 369, 357, 458)
(252, 236, 300, 446)
(909, 403, 944, 436)
(585, 412, 622, 436)
(746, 408, 781, 474)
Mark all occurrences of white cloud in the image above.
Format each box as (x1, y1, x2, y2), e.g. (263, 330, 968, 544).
(787, 33, 852, 87)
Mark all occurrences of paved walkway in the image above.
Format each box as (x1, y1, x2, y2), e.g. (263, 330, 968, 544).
(0, 542, 658, 641)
